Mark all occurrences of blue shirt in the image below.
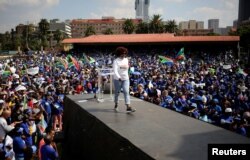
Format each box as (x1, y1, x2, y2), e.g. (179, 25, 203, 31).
(41, 144, 58, 160)
(42, 99, 52, 114)
(20, 122, 33, 146)
(13, 136, 26, 157)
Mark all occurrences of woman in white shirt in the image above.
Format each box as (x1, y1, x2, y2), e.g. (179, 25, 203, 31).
(113, 47, 136, 113)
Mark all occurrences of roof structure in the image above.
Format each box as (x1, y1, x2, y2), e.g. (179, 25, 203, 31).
(62, 34, 240, 44)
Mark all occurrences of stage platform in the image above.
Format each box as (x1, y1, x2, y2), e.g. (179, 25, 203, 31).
(62, 94, 250, 160)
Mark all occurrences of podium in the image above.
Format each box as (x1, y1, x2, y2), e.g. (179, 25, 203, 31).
(97, 67, 114, 102)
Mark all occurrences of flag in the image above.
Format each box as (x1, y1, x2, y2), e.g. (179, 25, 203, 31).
(89, 56, 96, 64)
(68, 62, 74, 68)
(1, 71, 11, 77)
(37, 115, 47, 133)
(83, 53, 96, 64)
(70, 56, 80, 71)
(238, 68, 248, 76)
(55, 63, 65, 70)
(158, 55, 174, 64)
(55, 57, 68, 69)
(176, 47, 185, 60)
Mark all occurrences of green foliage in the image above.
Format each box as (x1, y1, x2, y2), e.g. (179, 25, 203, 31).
(149, 14, 164, 33)
(238, 25, 250, 48)
(39, 19, 50, 35)
(136, 22, 149, 34)
(84, 26, 96, 37)
(123, 19, 135, 34)
(103, 28, 113, 35)
(54, 29, 64, 43)
(165, 20, 178, 33)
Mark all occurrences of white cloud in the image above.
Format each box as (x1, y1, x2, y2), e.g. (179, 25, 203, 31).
(96, 0, 134, 6)
(150, 7, 164, 18)
(89, 0, 134, 19)
(0, 0, 59, 8)
(0, 0, 60, 32)
(219, 0, 238, 9)
(191, 5, 237, 28)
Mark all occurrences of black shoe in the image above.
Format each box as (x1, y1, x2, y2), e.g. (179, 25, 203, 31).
(114, 104, 119, 112)
(126, 107, 136, 113)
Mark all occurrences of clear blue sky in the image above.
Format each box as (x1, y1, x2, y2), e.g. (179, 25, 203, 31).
(0, 0, 238, 33)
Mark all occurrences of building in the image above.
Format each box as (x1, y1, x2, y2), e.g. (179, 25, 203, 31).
(179, 21, 189, 30)
(233, 20, 238, 29)
(189, 20, 196, 29)
(208, 19, 219, 30)
(196, 21, 204, 29)
(180, 29, 213, 36)
(135, 0, 150, 22)
(49, 19, 71, 38)
(71, 17, 141, 38)
(179, 20, 204, 30)
(216, 26, 233, 36)
(238, 0, 250, 25)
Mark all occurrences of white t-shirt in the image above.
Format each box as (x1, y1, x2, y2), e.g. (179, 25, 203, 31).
(113, 57, 129, 80)
(0, 117, 14, 139)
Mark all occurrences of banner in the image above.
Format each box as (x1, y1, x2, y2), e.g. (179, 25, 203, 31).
(27, 66, 39, 75)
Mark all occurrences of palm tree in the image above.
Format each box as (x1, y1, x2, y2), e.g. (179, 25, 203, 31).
(103, 28, 113, 35)
(165, 20, 178, 34)
(136, 21, 149, 34)
(84, 26, 96, 37)
(123, 19, 135, 34)
(149, 14, 164, 33)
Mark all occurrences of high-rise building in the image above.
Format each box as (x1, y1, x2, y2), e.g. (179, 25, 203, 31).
(233, 20, 238, 28)
(179, 21, 189, 30)
(196, 21, 204, 29)
(135, 0, 150, 22)
(179, 20, 204, 30)
(238, 0, 250, 25)
(189, 20, 196, 29)
(208, 19, 219, 30)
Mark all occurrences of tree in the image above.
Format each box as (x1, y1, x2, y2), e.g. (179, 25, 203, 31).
(237, 25, 250, 65)
(54, 29, 64, 43)
(149, 14, 164, 33)
(84, 26, 96, 37)
(238, 26, 250, 48)
(38, 19, 50, 49)
(123, 19, 135, 34)
(13, 34, 22, 50)
(38, 19, 50, 35)
(136, 21, 149, 34)
(2, 31, 12, 50)
(165, 20, 178, 34)
(103, 28, 113, 35)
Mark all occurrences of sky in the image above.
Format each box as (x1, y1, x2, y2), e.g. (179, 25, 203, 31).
(0, 0, 239, 33)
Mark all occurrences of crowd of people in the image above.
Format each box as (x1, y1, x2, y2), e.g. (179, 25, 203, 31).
(0, 47, 249, 159)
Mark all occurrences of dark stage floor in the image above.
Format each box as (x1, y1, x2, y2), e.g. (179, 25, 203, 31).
(65, 94, 250, 160)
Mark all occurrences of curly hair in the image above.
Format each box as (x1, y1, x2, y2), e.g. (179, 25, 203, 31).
(115, 47, 128, 57)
